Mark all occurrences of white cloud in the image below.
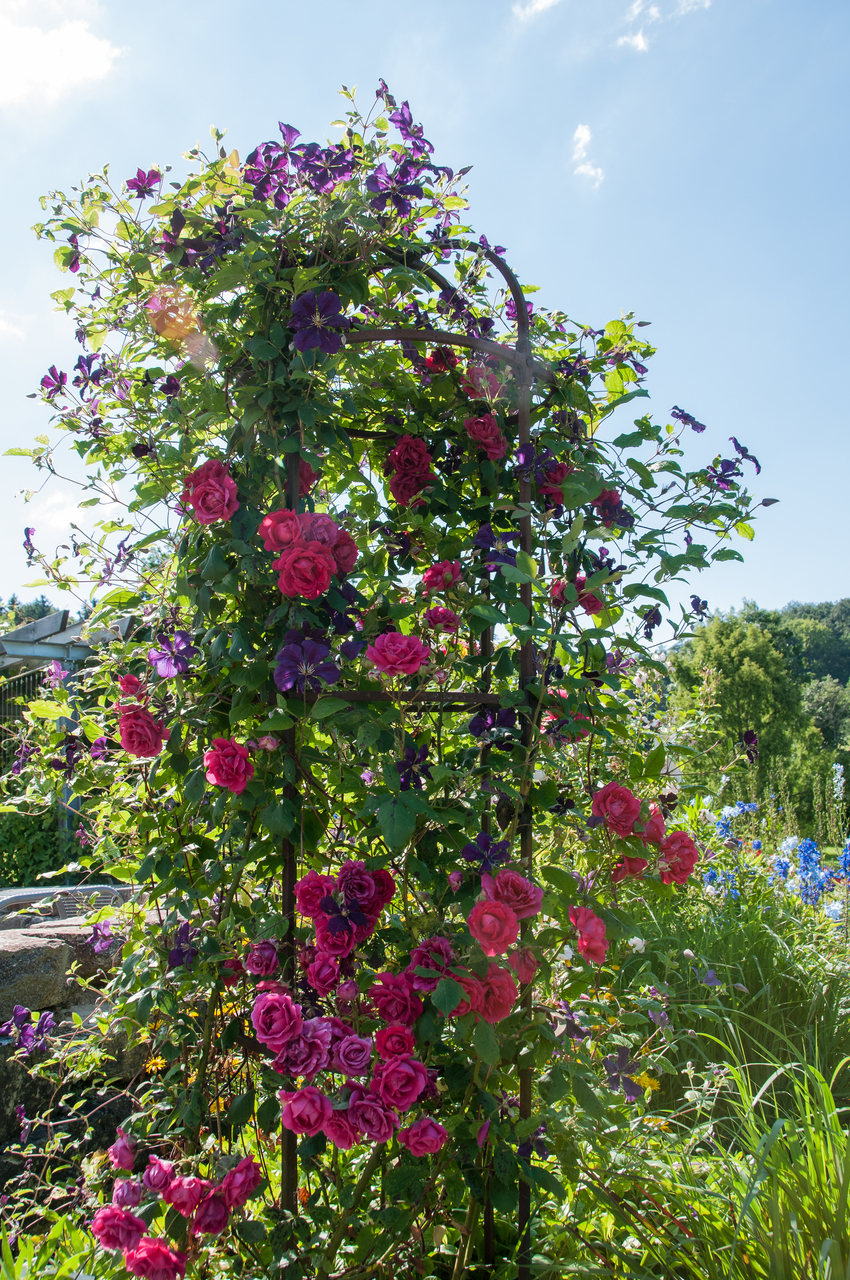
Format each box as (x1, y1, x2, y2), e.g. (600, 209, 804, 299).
(618, 29, 649, 49)
(574, 161, 604, 187)
(676, 0, 710, 11)
(572, 123, 592, 162)
(512, 0, 563, 21)
(0, 311, 24, 339)
(0, 5, 120, 108)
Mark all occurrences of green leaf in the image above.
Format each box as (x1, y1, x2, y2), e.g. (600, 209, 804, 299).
(236, 1220, 267, 1244)
(311, 697, 353, 720)
(571, 1073, 604, 1118)
(643, 742, 666, 777)
(473, 1019, 501, 1065)
(432, 977, 465, 1016)
(201, 545, 230, 582)
(539, 1064, 571, 1103)
(207, 260, 248, 295)
(229, 702, 259, 725)
(500, 564, 531, 584)
(376, 795, 417, 849)
(260, 800, 296, 837)
(515, 550, 538, 579)
(257, 1096, 281, 1133)
(712, 548, 744, 563)
(531, 1167, 566, 1201)
(470, 603, 506, 626)
(622, 583, 669, 606)
(557, 483, 593, 507)
(734, 521, 755, 541)
(612, 430, 645, 449)
(26, 700, 64, 720)
(225, 1089, 254, 1128)
(257, 713, 294, 732)
(183, 769, 206, 804)
(541, 865, 576, 898)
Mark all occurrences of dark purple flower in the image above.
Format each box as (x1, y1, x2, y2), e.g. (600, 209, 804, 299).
(729, 436, 761, 475)
(89, 921, 120, 954)
(40, 367, 66, 399)
(168, 922, 198, 970)
(126, 168, 161, 199)
(396, 745, 431, 792)
(684, 530, 693, 547)
(293, 143, 356, 194)
(690, 595, 709, 620)
(388, 102, 434, 157)
(44, 660, 68, 689)
(16, 1105, 31, 1144)
(641, 606, 663, 640)
(338, 638, 366, 661)
(593, 490, 634, 530)
(11, 742, 38, 775)
(558, 1005, 589, 1039)
(462, 831, 510, 875)
(649, 1008, 669, 1027)
(505, 297, 534, 322)
(33, 1011, 54, 1050)
(160, 375, 181, 400)
(741, 729, 758, 764)
(517, 1122, 548, 1160)
(474, 524, 519, 568)
(361, 768, 377, 785)
(72, 353, 103, 394)
(243, 142, 292, 208)
(274, 637, 340, 693)
(90, 736, 109, 761)
(602, 1047, 641, 1102)
(148, 631, 197, 679)
(606, 649, 635, 676)
(705, 458, 742, 491)
(0, 1006, 31, 1038)
(479, 234, 507, 257)
(319, 894, 368, 936)
(698, 968, 721, 988)
(513, 442, 536, 481)
(66, 234, 81, 274)
(468, 706, 517, 739)
(671, 405, 706, 434)
(289, 291, 350, 355)
(365, 161, 424, 217)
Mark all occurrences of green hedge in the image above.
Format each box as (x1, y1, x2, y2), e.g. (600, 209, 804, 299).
(0, 811, 66, 889)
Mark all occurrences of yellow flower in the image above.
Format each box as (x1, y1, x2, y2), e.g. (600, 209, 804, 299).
(145, 1055, 166, 1074)
(634, 1072, 660, 1092)
(209, 1097, 227, 1114)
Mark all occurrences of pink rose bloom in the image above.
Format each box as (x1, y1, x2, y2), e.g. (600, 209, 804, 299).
(279, 1086, 332, 1136)
(371, 1054, 428, 1111)
(657, 831, 699, 885)
(467, 900, 520, 956)
(508, 947, 539, 985)
(569, 906, 610, 965)
(388, 469, 433, 507)
(537, 460, 574, 505)
(274, 539, 337, 599)
(478, 964, 518, 1024)
(385, 436, 433, 475)
(424, 606, 460, 633)
(370, 973, 423, 1025)
(222, 957, 245, 986)
(465, 413, 508, 461)
(118, 706, 167, 759)
(481, 869, 543, 920)
(323, 1110, 360, 1150)
(306, 954, 339, 995)
(461, 365, 505, 403)
(124, 1239, 187, 1280)
(397, 1117, 449, 1156)
(332, 529, 359, 575)
(273, 1018, 332, 1081)
(299, 459, 320, 496)
(331, 1033, 373, 1076)
(573, 574, 604, 615)
(375, 1024, 415, 1059)
(181, 459, 239, 525)
(336, 980, 359, 1005)
(221, 1156, 262, 1210)
(117, 673, 143, 697)
(421, 560, 462, 594)
(164, 1176, 208, 1218)
(112, 1179, 143, 1209)
(257, 734, 279, 751)
(91, 1206, 147, 1252)
(314, 915, 357, 958)
(251, 989, 303, 1052)
(258, 508, 301, 553)
(611, 855, 649, 884)
(369, 868, 397, 911)
(348, 1094, 398, 1143)
(404, 935, 456, 992)
(591, 781, 641, 838)
(245, 940, 279, 976)
(450, 971, 486, 1018)
(448, 870, 463, 892)
(142, 1155, 174, 1194)
(203, 738, 254, 795)
(337, 859, 376, 907)
(192, 1192, 230, 1236)
(107, 1126, 136, 1171)
(298, 512, 340, 546)
(638, 805, 666, 846)
(366, 631, 430, 676)
(294, 869, 337, 918)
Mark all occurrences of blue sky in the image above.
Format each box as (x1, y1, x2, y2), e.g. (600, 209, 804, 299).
(0, 0, 847, 619)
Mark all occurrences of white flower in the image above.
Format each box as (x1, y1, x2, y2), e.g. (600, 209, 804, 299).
(562, 944, 574, 961)
(823, 901, 843, 922)
(780, 836, 799, 855)
(683, 948, 696, 960)
(627, 936, 645, 953)
(533, 768, 547, 782)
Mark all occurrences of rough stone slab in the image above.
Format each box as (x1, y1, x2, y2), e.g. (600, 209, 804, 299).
(25, 917, 119, 980)
(0, 933, 72, 1019)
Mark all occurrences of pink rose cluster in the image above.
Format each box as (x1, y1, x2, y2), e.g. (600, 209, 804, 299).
(292, 861, 396, 994)
(383, 435, 436, 508)
(550, 574, 604, 616)
(590, 781, 700, 887)
(404, 932, 522, 1023)
(421, 560, 462, 596)
(180, 458, 239, 525)
(96, 1136, 262, 1274)
(258, 508, 358, 600)
(464, 870, 543, 994)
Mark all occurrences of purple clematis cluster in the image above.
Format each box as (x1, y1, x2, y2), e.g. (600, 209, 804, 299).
(671, 404, 706, 433)
(0, 1006, 55, 1057)
(289, 291, 351, 355)
(274, 634, 340, 694)
(148, 631, 197, 678)
(396, 745, 431, 792)
(474, 524, 519, 569)
(126, 168, 161, 198)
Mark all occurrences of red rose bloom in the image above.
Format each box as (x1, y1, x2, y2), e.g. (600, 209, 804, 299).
(657, 830, 699, 884)
(299, 459, 320, 496)
(422, 560, 462, 594)
(375, 1024, 416, 1059)
(221, 1156, 262, 1210)
(465, 413, 508, 461)
(425, 347, 459, 373)
(537, 460, 574, 505)
(569, 906, 609, 965)
(298, 512, 339, 545)
(279, 1086, 332, 1136)
(369, 973, 423, 1025)
(118, 706, 167, 758)
(117, 673, 143, 697)
(91, 1206, 147, 1252)
(481, 869, 543, 920)
(181, 459, 239, 525)
(203, 737, 254, 794)
(424, 605, 460, 633)
(450, 971, 485, 1017)
(306, 954, 339, 995)
(478, 963, 518, 1023)
(467, 900, 520, 956)
(164, 1176, 208, 1218)
(508, 947, 539, 985)
(244, 940, 279, 976)
(108, 1127, 136, 1171)
(371, 1053, 429, 1111)
(348, 1094, 398, 1143)
(192, 1192, 230, 1236)
(314, 915, 357, 958)
(388, 468, 433, 507)
(574, 574, 604, 615)
(124, 1239, 187, 1280)
(258, 508, 301, 552)
(638, 804, 666, 846)
(366, 631, 429, 675)
(332, 529, 359, 575)
(323, 1110, 360, 1149)
(274, 539, 337, 599)
(398, 1117, 449, 1156)
(591, 781, 641, 837)
(294, 870, 337, 918)
(611, 855, 649, 884)
(385, 436, 433, 476)
(369, 868, 397, 911)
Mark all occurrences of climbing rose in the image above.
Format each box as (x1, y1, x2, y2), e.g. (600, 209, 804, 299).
(107, 1127, 136, 1171)
(591, 781, 641, 838)
(422, 560, 461, 593)
(372, 1054, 428, 1111)
(112, 1179, 143, 1209)
(192, 1193, 230, 1236)
(398, 1117, 449, 1156)
(569, 906, 609, 965)
(141, 1155, 173, 1194)
(386, 436, 432, 474)
(467, 899, 520, 956)
(221, 1157, 262, 1210)
(299, 459, 320, 495)
(294, 870, 337, 917)
(274, 539, 336, 599)
(313, 915, 358, 958)
(245, 940, 279, 976)
(478, 964, 518, 1023)
(481, 869, 543, 920)
(279, 1086, 332, 1136)
(164, 1176, 208, 1218)
(450, 971, 485, 1017)
(375, 1024, 416, 1059)
(405, 935, 455, 991)
(657, 831, 700, 885)
(323, 1110, 360, 1149)
(90, 1206, 147, 1252)
(118, 706, 167, 758)
(124, 1239, 187, 1280)
(251, 989, 303, 1051)
(550, 575, 603, 614)
(508, 947, 539, 985)
(259, 508, 301, 552)
(638, 805, 666, 846)
(306, 954, 339, 995)
(366, 631, 429, 675)
(389, 468, 433, 506)
(465, 413, 507, 461)
(424, 606, 460, 632)
(348, 1094, 398, 1143)
(117, 673, 143, 697)
(203, 738, 254, 795)
(332, 1034, 373, 1076)
(611, 856, 649, 884)
(332, 529, 359, 574)
(180, 459, 239, 525)
(370, 973, 423, 1025)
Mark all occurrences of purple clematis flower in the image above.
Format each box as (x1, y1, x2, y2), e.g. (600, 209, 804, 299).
(505, 297, 534, 322)
(602, 1047, 642, 1102)
(16, 1104, 31, 1144)
(474, 524, 519, 568)
(11, 742, 38, 776)
(642, 606, 663, 640)
(0, 1006, 31, 1038)
(462, 831, 510, 875)
(649, 1008, 669, 1027)
(293, 142, 356, 194)
(517, 1122, 548, 1161)
(160, 375, 181, 400)
(289, 291, 350, 355)
(88, 921, 119, 954)
(705, 458, 742, 491)
(690, 595, 709, 620)
(729, 436, 761, 475)
(396, 745, 432, 792)
(671, 405, 706, 434)
(274, 636, 340, 694)
(72, 353, 103, 393)
(90, 736, 109, 761)
(479, 234, 507, 256)
(388, 101, 434, 157)
(40, 367, 66, 399)
(168, 922, 198, 970)
(365, 160, 424, 216)
(44, 660, 68, 689)
(742, 729, 758, 764)
(126, 168, 161, 198)
(148, 631, 197, 679)
(698, 968, 721, 988)
(243, 142, 292, 208)
(468, 706, 517, 739)
(606, 649, 636, 676)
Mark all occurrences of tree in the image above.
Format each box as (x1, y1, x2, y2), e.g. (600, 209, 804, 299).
(802, 675, 850, 749)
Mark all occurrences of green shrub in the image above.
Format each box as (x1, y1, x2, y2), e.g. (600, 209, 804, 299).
(0, 810, 65, 888)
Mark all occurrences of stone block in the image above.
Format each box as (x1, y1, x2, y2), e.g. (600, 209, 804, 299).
(0, 933, 72, 1020)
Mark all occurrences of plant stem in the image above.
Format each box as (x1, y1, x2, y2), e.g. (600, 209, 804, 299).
(315, 1144, 384, 1279)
